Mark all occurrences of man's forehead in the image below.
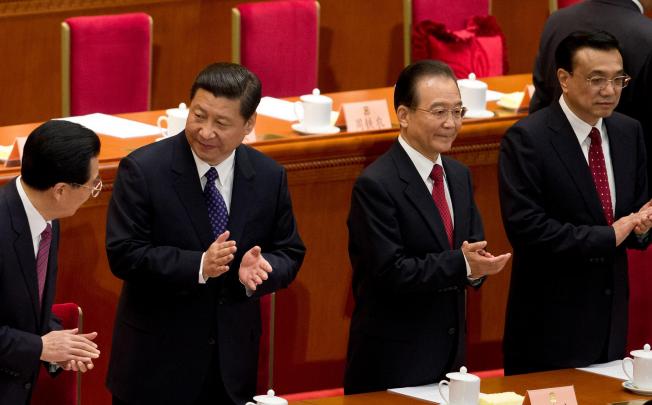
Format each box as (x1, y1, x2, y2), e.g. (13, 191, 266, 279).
(572, 47, 623, 72)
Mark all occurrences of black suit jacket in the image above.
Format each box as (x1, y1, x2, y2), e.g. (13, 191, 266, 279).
(529, 0, 652, 182)
(344, 141, 484, 394)
(0, 179, 60, 405)
(105, 133, 305, 405)
(499, 102, 649, 375)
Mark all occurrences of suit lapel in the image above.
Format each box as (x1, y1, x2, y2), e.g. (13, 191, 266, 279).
(443, 158, 467, 248)
(547, 104, 607, 225)
(227, 146, 255, 244)
(605, 117, 630, 218)
(170, 134, 214, 249)
(6, 180, 41, 324)
(392, 142, 450, 249)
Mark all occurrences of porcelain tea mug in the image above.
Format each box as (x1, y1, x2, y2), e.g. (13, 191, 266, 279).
(458, 73, 488, 114)
(294, 89, 332, 132)
(438, 366, 480, 405)
(623, 343, 652, 389)
(157, 102, 188, 138)
(246, 389, 288, 405)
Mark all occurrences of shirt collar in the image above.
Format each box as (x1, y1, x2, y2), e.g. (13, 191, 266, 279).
(559, 95, 604, 144)
(632, 0, 644, 13)
(15, 176, 49, 240)
(191, 149, 236, 185)
(398, 135, 444, 183)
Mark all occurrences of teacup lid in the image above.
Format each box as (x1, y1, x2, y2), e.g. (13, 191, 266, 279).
(166, 102, 189, 118)
(252, 389, 288, 405)
(300, 88, 332, 104)
(445, 366, 480, 382)
(630, 343, 652, 358)
(458, 73, 488, 89)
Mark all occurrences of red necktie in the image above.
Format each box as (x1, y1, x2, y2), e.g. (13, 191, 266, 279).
(36, 223, 52, 306)
(588, 127, 614, 225)
(430, 164, 454, 248)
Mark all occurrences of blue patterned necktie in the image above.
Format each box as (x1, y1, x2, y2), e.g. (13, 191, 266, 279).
(204, 167, 229, 239)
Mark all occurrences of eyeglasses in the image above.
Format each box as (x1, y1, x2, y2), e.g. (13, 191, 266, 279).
(71, 177, 103, 198)
(412, 106, 467, 121)
(578, 74, 631, 90)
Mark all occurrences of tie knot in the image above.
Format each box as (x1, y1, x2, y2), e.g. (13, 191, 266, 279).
(430, 164, 443, 182)
(41, 223, 51, 239)
(205, 167, 218, 182)
(589, 127, 601, 145)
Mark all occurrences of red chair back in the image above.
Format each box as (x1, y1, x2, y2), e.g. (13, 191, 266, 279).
(627, 248, 652, 351)
(411, 0, 490, 31)
(550, 0, 583, 13)
(31, 303, 82, 405)
(62, 12, 152, 116)
(233, 0, 319, 98)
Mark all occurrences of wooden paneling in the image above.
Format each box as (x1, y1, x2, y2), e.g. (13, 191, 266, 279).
(0, 0, 548, 127)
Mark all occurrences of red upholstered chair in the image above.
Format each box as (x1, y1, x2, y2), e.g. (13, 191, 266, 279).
(472, 368, 504, 379)
(281, 388, 344, 401)
(549, 0, 583, 13)
(232, 0, 319, 98)
(627, 248, 652, 351)
(257, 293, 276, 393)
(31, 303, 83, 405)
(403, 0, 490, 66)
(61, 12, 152, 116)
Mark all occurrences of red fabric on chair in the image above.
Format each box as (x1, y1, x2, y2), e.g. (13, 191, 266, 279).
(282, 387, 344, 400)
(412, 15, 507, 79)
(66, 12, 151, 116)
(412, 0, 490, 31)
(557, 0, 583, 9)
(472, 368, 504, 379)
(31, 303, 82, 405)
(627, 248, 652, 351)
(236, 0, 318, 98)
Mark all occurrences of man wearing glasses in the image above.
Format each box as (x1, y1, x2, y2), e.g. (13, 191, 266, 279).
(0, 120, 102, 405)
(344, 60, 511, 394)
(500, 31, 652, 375)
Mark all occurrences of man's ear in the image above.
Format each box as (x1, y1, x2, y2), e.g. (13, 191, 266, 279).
(397, 105, 410, 129)
(557, 68, 571, 94)
(244, 112, 257, 134)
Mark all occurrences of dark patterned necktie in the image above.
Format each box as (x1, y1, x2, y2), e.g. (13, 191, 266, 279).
(588, 127, 613, 225)
(36, 223, 52, 306)
(204, 167, 229, 239)
(430, 164, 454, 248)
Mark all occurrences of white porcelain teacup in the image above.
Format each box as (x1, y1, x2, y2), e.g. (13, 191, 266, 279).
(246, 389, 288, 405)
(623, 343, 652, 390)
(438, 366, 480, 405)
(458, 73, 488, 114)
(157, 102, 189, 138)
(294, 89, 332, 132)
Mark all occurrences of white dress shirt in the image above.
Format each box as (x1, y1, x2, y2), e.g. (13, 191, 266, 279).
(191, 149, 236, 284)
(15, 176, 51, 256)
(632, 0, 644, 13)
(559, 95, 616, 214)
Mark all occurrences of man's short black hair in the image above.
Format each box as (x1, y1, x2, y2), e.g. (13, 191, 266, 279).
(394, 60, 458, 112)
(190, 62, 262, 120)
(555, 30, 622, 73)
(21, 120, 101, 190)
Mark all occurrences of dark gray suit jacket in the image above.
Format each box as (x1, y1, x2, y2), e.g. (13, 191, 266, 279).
(105, 133, 305, 404)
(529, 0, 652, 182)
(0, 179, 60, 405)
(499, 102, 649, 375)
(344, 141, 484, 394)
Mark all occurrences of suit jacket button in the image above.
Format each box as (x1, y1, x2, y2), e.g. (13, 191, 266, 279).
(24, 382, 32, 390)
(208, 338, 216, 345)
(448, 327, 456, 335)
(604, 288, 612, 296)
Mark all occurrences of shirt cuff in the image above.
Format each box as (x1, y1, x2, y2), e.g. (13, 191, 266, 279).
(198, 252, 207, 284)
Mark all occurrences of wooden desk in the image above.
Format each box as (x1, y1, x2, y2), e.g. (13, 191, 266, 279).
(288, 369, 647, 405)
(0, 74, 529, 404)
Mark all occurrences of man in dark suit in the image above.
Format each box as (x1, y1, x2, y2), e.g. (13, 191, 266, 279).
(530, 0, 652, 182)
(0, 120, 101, 404)
(500, 31, 652, 375)
(105, 63, 305, 405)
(344, 60, 511, 395)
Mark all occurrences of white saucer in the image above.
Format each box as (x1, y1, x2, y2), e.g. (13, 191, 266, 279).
(464, 109, 495, 119)
(623, 380, 652, 396)
(291, 123, 341, 135)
